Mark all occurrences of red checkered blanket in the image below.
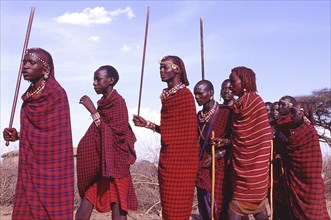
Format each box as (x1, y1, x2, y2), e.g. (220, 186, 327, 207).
(13, 76, 74, 219)
(76, 90, 137, 199)
(158, 87, 199, 219)
(284, 121, 329, 219)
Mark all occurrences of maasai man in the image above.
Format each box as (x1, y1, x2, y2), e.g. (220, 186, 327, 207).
(76, 65, 137, 220)
(270, 100, 292, 220)
(3, 48, 74, 219)
(277, 100, 329, 220)
(265, 101, 273, 125)
(133, 55, 199, 219)
(194, 79, 233, 219)
(219, 79, 235, 107)
(228, 66, 272, 220)
(271, 101, 281, 125)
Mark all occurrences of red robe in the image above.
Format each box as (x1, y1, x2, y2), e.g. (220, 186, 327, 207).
(231, 92, 272, 203)
(158, 87, 199, 219)
(76, 90, 138, 211)
(196, 104, 232, 218)
(13, 76, 74, 219)
(284, 121, 329, 220)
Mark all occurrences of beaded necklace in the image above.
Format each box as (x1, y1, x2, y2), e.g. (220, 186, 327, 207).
(198, 101, 219, 140)
(26, 80, 46, 98)
(160, 83, 185, 100)
(198, 101, 218, 123)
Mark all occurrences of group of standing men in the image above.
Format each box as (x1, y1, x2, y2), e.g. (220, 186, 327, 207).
(3, 48, 329, 220)
(265, 96, 329, 220)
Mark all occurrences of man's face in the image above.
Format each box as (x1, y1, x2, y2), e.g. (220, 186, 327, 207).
(220, 81, 233, 102)
(194, 83, 212, 106)
(279, 98, 293, 116)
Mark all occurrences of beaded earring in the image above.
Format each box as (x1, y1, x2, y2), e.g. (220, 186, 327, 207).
(44, 71, 49, 79)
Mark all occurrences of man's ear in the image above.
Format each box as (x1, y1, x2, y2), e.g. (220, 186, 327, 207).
(209, 89, 214, 97)
(109, 77, 115, 85)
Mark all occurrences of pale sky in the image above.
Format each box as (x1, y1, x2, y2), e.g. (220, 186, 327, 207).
(1, 1, 330, 159)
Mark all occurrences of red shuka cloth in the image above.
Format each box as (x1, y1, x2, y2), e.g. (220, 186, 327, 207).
(196, 104, 233, 218)
(76, 90, 138, 211)
(284, 121, 329, 220)
(13, 76, 74, 219)
(85, 176, 136, 213)
(231, 92, 272, 203)
(158, 87, 199, 219)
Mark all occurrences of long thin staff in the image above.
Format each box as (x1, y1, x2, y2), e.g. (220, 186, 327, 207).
(200, 17, 205, 80)
(211, 131, 215, 220)
(137, 6, 150, 116)
(6, 6, 36, 146)
(269, 140, 274, 220)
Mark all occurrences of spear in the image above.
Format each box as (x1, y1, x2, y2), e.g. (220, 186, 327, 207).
(269, 140, 274, 220)
(137, 6, 150, 116)
(200, 17, 205, 80)
(211, 131, 215, 220)
(6, 6, 36, 146)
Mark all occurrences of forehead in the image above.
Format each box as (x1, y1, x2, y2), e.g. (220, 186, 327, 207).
(272, 103, 279, 108)
(221, 81, 231, 89)
(294, 103, 303, 109)
(24, 53, 37, 60)
(24, 51, 49, 66)
(280, 98, 291, 103)
(27, 50, 45, 58)
(94, 69, 108, 77)
(194, 83, 208, 92)
(161, 57, 174, 64)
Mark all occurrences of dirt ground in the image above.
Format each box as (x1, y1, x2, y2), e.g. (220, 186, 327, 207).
(0, 207, 161, 220)
(1, 202, 330, 219)
(0, 206, 201, 220)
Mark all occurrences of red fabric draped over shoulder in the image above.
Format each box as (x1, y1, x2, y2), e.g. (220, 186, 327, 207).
(231, 92, 272, 203)
(284, 122, 329, 220)
(159, 87, 199, 219)
(196, 105, 233, 218)
(13, 77, 74, 220)
(76, 90, 137, 210)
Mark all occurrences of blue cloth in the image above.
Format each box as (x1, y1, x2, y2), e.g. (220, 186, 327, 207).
(197, 187, 217, 220)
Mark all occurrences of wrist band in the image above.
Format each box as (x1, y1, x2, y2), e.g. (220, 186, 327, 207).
(145, 120, 156, 132)
(91, 112, 101, 127)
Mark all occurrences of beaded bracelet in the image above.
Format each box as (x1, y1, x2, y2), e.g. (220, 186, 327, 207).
(91, 112, 101, 127)
(145, 120, 156, 132)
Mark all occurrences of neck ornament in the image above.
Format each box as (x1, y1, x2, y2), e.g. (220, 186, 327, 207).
(199, 101, 218, 123)
(26, 80, 46, 98)
(160, 83, 185, 100)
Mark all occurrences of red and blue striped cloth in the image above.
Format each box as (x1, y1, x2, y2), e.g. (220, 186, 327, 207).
(13, 76, 74, 219)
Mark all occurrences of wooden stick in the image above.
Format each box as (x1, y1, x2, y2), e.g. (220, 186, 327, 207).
(6, 6, 36, 146)
(211, 131, 215, 220)
(269, 140, 274, 220)
(200, 17, 205, 80)
(137, 6, 150, 116)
